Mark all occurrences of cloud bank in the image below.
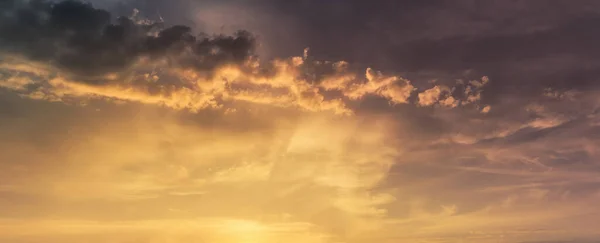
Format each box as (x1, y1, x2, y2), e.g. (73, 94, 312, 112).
(0, 0, 489, 115)
(4, 1, 600, 243)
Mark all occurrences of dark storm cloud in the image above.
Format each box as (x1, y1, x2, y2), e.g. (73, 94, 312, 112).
(0, 0, 256, 78)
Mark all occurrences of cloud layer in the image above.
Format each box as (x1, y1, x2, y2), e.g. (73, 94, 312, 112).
(2, 1, 600, 243)
(0, 0, 489, 115)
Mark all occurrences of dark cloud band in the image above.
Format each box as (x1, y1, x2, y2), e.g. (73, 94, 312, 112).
(0, 0, 256, 77)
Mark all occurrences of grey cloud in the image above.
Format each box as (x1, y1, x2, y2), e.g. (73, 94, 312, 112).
(100, 0, 600, 122)
(226, 0, 600, 98)
(0, 0, 256, 78)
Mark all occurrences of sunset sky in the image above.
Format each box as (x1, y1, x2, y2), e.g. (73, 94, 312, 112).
(2, 1, 600, 243)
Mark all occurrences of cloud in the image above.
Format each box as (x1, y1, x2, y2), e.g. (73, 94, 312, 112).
(0, 0, 493, 116)
(4, 1, 600, 243)
(418, 85, 448, 107)
(0, 106, 402, 242)
(416, 76, 489, 108)
(0, 0, 255, 76)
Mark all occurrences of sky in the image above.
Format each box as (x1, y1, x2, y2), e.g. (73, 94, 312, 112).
(1, 0, 600, 243)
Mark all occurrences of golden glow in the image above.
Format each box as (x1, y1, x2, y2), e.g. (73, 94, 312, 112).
(0, 103, 401, 242)
(0, 52, 489, 116)
(1, 50, 594, 243)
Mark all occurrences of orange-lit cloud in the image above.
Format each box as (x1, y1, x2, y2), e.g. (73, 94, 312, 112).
(4, 1, 600, 243)
(0, 54, 489, 115)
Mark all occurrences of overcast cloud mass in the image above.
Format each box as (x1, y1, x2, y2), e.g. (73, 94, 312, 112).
(1, 1, 600, 243)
